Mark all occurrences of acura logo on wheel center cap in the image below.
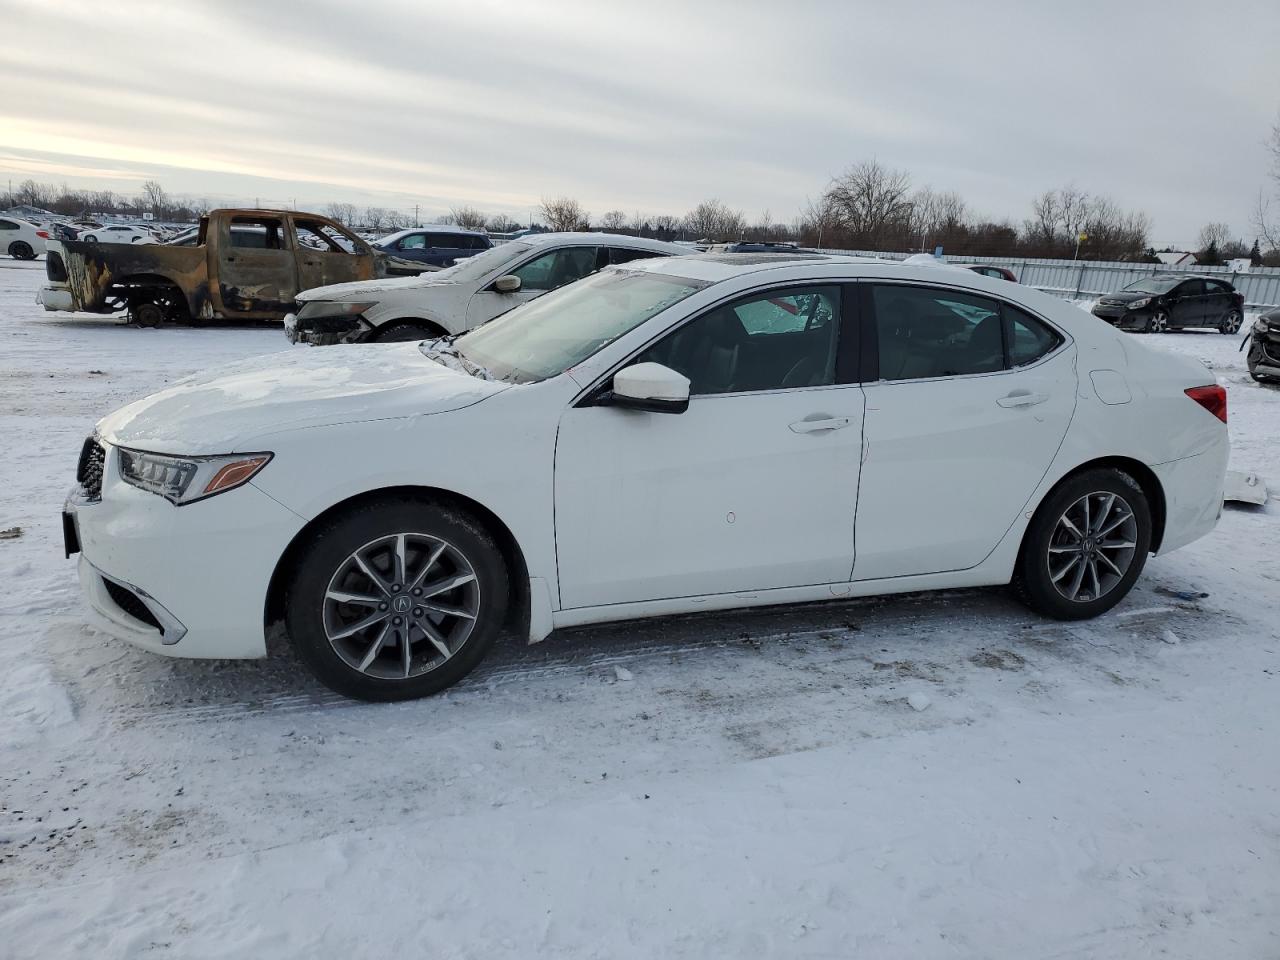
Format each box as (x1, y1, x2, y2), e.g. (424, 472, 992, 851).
(393, 596, 412, 614)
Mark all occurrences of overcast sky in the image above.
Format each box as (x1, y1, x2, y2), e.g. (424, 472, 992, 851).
(2, 0, 1277, 246)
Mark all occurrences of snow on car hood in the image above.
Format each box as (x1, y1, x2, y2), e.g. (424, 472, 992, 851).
(297, 271, 459, 302)
(95, 343, 507, 453)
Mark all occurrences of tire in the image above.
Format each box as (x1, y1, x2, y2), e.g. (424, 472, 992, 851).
(1011, 468, 1152, 621)
(284, 498, 509, 701)
(84, 234, 98, 243)
(1219, 309, 1242, 335)
(131, 302, 165, 328)
(371, 320, 442, 343)
(1145, 311, 1169, 333)
(8, 241, 35, 260)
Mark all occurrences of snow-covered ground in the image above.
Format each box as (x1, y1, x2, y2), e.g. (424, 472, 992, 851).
(1, 259, 1277, 958)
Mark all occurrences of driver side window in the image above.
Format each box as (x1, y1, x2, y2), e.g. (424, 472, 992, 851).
(511, 247, 598, 292)
(635, 286, 841, 396)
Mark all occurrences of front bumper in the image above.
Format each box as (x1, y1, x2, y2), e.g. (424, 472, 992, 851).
(1246, 330, 1280, 379)
(37, 285, 74, 312)
(284, 307, 369, 346)
(65, 445, 307, 659)
(1091, 305, 1146, 328)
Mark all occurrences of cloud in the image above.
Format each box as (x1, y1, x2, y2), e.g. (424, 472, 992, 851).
(1, 0, 1276, 243)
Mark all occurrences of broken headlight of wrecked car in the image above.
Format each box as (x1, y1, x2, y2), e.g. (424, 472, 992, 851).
(118, 448, 272, 504)
(287, 300, 378, 345)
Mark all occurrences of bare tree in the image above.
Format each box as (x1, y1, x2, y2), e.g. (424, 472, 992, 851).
(384, 210, 410, 230)
(363, 207, 388, 231)
(450, 206, 488, 231)
(651, 214, 680, 236)
(139, 180, 168, 217)
(541, 196, 589, 232)
(823, 160, 913, 248)
(600, 209, 627, 231)
(325, 202, 357, 227)
(486, 213, 520, 233)
(684, 199, 745, 240)
(1253, 114, 1280, 254)
(1197, 222, 1231, 252)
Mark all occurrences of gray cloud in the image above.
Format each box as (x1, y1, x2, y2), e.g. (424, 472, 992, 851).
(1, 0, 1276, 245)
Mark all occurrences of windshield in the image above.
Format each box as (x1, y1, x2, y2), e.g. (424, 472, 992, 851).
(431, 241, 531, 282)
(448, 268, 706, 383)
(1124, 277, 1179, 294)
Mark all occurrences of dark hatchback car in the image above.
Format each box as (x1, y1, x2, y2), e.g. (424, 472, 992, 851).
(372, 227, 491, 268)
(1092, 275, 1245, 334)
(1244, 308, 1280, 383)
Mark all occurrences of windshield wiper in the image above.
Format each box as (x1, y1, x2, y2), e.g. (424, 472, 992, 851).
(419, 337, 497, 380)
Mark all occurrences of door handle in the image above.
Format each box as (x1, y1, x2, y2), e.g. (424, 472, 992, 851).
(997, 390, 1049, 408)
(789, 416, 851, 433)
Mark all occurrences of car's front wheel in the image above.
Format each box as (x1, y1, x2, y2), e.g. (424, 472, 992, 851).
(372, 320, 444, 343)
(1145, 311, 1169, 333)
(1012, 468, 1152, 621)
(285, 498, 509, 700)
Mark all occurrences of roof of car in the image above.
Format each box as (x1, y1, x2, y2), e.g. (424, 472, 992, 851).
(382, 225, 490, 238)
(520, 232, 689, 253)
(623, 251, 874, 282)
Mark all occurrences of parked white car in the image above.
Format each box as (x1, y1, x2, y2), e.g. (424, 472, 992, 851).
(79, 224, 156, 244)
(0, 215, 49, 259)
(285, 231, 689, 344)
(64, 254, 1228, 700)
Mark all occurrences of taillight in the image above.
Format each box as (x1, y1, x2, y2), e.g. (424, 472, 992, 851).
(1185, 384, 1227, 423)
(36, 230, 49, 239)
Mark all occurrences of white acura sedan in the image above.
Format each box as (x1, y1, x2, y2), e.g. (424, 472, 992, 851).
(64, 254, 1228, 700)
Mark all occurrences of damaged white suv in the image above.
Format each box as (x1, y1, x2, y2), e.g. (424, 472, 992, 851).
(285, 231, 689, 345)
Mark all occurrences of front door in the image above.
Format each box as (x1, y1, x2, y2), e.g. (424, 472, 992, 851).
(853, 283, 1077, 580)
(1170, 279, 1205, 328)
(465, 246, 598, 329)
(554, 284, 864, 610)
(214, 215, 297, 316)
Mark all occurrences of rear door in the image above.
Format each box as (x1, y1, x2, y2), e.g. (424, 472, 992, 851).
(853, 283, 1076, 580)
(1170, 279, 1205, 328)
(292, 218, 375, 295)
(1201, 279, 1231, 326)
(213, 215, 297, 316)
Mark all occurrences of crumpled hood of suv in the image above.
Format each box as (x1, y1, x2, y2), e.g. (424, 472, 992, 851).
(297, 271, 459, 302)
(96, 343, 506, 453)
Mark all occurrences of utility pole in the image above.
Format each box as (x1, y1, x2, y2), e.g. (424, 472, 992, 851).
(414, 203, 419, 227)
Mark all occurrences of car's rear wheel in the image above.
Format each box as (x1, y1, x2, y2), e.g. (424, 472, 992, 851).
(1145, 311, 1169, 333)
(84, 234, 98, 242)
(285, 498, 509, 701)
(1012, 468, 1152, 621)
(372, 320, 443, 343)
(8, 241, 35, 260)
(1219, 309, 1242, 335)
(130, 302, 165, 328)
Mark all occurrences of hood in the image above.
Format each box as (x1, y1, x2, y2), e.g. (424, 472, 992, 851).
(298, 270, 459, 303)
(96, 343, 507, 453)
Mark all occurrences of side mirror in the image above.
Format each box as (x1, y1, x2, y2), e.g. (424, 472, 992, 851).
(609, 362, 690, 414)
(493, 274, 521, 293)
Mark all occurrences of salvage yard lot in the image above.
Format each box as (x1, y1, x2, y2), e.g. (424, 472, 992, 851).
(1, 257, 1278, 957)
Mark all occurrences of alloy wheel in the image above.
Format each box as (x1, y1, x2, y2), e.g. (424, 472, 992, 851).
(1046, 492, 1138, 603)
(1148, 311, 1169, 333)
(1221, 310, 1242, 335)
(322, 532, 480, 680)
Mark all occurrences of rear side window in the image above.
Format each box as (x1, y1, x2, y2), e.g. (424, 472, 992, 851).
(870, 285, 1061, 381)
(609, 247, 662, 266)
(872, 285, 1003, 380)
(1179, 280, 1204, 297)
(1004, 305, 1062, 367)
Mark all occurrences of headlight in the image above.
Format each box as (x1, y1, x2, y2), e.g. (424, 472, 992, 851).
(118, 449, 272, 504)
(296, 300, 377, 320)
(1127, 297, 1151, 310)
(1257, 319, 1271, 333)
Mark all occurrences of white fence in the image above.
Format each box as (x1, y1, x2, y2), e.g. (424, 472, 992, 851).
(817, 249, 1280, 311)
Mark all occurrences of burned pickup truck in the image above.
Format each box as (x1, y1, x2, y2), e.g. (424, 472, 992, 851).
(37, 208, 429, 326)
